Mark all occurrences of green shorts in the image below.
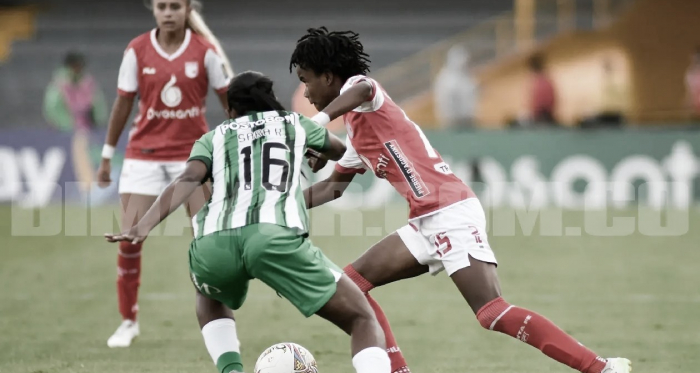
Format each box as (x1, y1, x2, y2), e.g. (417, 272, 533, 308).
(188, 223, 342, 317)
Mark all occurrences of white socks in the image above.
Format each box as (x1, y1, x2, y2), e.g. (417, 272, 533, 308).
(201, 320, 389, 373)
(352, 347, 391, 373)
(201, 318, 243, 373)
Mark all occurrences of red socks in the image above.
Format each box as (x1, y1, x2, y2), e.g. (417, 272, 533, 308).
(117, 241, 142, 321)
(477, 297, 607, 373)
(345, 265, 411, 373)
(365, 295, 410, 373)
(344, 266, 606, 373)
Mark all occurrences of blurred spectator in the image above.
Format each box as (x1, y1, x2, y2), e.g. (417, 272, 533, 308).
(43, 52, 107, 132)
(685, 47, 700, 121)
(579, 58, 629, 128)
(434, 45, 478, 129)
(43, 51, 108, 192)
(528, 53, 558, 126)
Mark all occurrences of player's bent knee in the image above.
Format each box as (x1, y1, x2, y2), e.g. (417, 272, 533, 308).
(316, 276, 376, 333)
(475, 296, 510, 330)
(342, 288, 384, 341)
(195, 291, 233, 328)
(339, 280, 375, 319)
(343, 264, 375, 293)
(352, 297, 377, 323)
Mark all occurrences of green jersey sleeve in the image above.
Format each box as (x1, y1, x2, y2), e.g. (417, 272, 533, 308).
(298, 114, 331, 152)
(188, 131, 215, 182)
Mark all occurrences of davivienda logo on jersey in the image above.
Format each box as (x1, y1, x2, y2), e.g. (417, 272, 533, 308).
(147, 74, 202, 120)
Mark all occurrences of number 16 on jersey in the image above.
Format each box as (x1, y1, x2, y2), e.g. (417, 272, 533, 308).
(240, 141, 291, 193)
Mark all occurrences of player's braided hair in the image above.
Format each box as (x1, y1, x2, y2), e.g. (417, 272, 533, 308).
(289, 27, 371, 81)
(227, 71, 285, 115)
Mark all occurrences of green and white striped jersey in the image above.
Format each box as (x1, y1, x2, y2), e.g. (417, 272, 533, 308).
(188, 110, 330, 238)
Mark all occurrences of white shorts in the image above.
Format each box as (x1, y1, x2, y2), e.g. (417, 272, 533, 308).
(118, 159, 187, 196)
(397, 198, 497, 276)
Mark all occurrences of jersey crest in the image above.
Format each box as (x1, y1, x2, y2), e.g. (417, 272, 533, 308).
(185, 61, 199, 78)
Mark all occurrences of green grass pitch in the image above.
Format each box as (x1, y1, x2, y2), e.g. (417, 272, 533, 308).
(1, 204, 698, 372)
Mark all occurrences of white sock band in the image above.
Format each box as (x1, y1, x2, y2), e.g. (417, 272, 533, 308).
(201, 318, 240, 363)
(352, 346, 391, 373)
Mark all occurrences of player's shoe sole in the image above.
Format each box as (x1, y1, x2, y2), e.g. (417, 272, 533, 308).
(107, 335, 138, 348)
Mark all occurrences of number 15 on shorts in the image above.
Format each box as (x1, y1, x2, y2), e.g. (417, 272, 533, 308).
(434, 232, 452, 258)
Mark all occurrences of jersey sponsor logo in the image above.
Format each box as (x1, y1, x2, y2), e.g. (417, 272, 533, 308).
(142, 67, 156, 75)
(146, 106, 202, 120)
(364, 154, 390, 178)
(384, 139, 430, 198)
(185, 61, 199, 78)
(160, 74, 182, 108)
(219, 115, 292, 133)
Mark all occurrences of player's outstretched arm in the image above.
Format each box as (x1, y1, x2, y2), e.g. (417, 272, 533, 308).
(318, 81, 372, 122)
(105, 160, 208, 244)
(303, 169, 356, 209)
(304, 117, 346, 172)
(321, 131, 346, 161)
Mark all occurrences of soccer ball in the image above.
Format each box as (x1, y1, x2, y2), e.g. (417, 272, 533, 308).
(254, 343, 318, 373)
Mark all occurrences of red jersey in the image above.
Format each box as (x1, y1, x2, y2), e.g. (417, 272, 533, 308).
(334, 75, 475, 219)
(117, 28, 229, 161)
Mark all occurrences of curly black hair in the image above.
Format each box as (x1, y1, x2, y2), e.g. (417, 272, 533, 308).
(289, 27, 371, 81)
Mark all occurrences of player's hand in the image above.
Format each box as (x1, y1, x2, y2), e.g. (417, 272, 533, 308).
(97, 159, 112, 188)
(105, 225, 149, 244)
(306, 149, 328, 173)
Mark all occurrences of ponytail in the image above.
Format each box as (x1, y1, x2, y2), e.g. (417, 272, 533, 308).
(187, 4, 235, 78)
